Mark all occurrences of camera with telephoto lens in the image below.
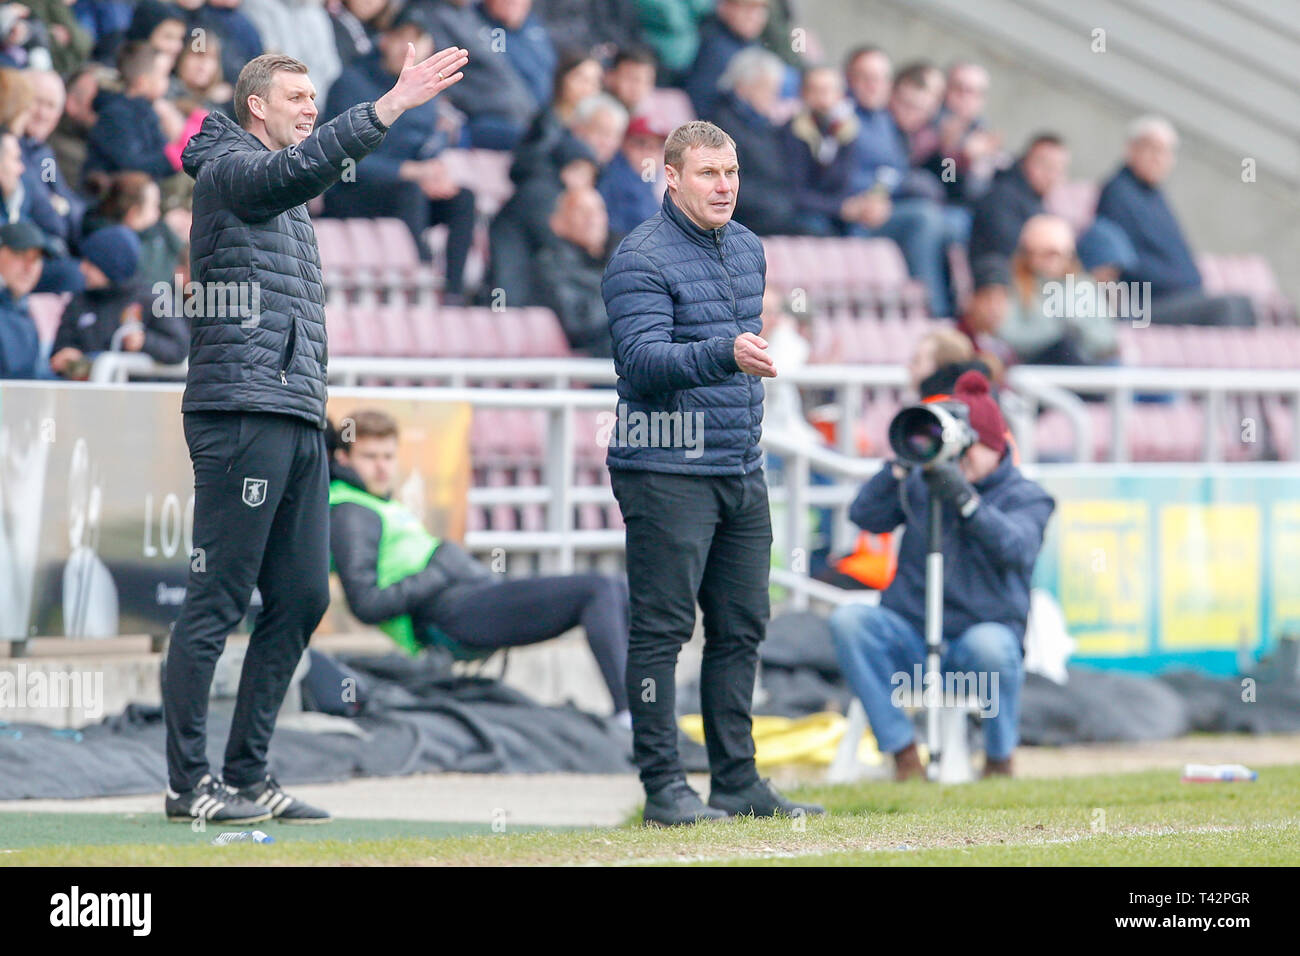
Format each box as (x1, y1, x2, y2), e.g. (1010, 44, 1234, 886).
(887, 400, 977, 469)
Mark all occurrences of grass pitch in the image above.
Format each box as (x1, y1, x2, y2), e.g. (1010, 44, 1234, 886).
(2, 765, 1297, 866)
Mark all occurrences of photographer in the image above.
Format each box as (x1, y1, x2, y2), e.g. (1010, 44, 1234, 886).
(829, 371, 1055, 779)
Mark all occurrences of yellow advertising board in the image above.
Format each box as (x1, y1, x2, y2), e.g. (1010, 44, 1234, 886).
(1159, 504, 1259, 648)
(1056, 500, 1149, 656)
(1269, 501, 1300, 632)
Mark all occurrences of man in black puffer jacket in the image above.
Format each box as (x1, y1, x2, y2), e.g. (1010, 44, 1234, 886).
(161, 46, 469, 827)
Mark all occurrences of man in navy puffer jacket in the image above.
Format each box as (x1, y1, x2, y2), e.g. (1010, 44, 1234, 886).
(603, 119, 824, 826)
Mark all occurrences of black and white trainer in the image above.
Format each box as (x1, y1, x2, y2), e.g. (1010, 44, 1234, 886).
(233, 776, 332, 824)
(165, 773, 272, 824)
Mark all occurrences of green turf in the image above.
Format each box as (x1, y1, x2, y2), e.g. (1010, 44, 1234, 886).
(2, 765, 1298, 866)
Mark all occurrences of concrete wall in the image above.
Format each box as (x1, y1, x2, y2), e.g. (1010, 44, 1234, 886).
(798, 0, 1300, 302)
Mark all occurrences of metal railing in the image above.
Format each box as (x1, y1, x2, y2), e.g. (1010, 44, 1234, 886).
(90, 352, 1300, 464)
(67, 355, 1300, 610)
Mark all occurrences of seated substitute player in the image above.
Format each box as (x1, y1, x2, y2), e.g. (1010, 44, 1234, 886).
(327, 410, 631, 722)
(829, 371, 1055, 780)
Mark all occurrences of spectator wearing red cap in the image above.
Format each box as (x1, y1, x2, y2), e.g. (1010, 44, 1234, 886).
(829, 370, 1055, 781)
(596, 113, 665, 236)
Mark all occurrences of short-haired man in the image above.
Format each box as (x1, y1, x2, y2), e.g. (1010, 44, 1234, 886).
(161, 45, 468, 825)
(603, 119, 824, 825)
(604, 44, 657, 116)
(970, 132, 1137, 282)
(830, 371, 1055, 779)
(328, 409, 630, 717)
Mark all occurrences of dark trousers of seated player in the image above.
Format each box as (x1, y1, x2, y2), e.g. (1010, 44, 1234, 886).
(609, 468, 771, 794)
(162, 411, 331, 793)
(323, 179, 475, 296)
(418, 574, 631, 714)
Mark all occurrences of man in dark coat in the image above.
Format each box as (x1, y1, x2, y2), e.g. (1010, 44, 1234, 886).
(968, 133, 1067, 262)
(160, 45, 468, 826)
(603, 119, 824, 825)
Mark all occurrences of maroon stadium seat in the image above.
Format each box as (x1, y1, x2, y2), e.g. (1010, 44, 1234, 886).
(1043, 180, 1099, 235)
(640, 88, 695, 132)
(28, 293, 69, 346)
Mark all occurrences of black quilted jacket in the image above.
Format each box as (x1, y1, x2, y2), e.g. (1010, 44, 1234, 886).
(180, 104, 388, 427)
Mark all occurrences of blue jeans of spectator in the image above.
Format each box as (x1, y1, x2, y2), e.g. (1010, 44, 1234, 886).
(828, 603, 1023, 760)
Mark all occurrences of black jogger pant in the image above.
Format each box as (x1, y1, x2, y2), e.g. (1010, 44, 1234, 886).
(425, 574, 631, 713)
(162, 411, 330, 792)
(609, 468, 772, 794)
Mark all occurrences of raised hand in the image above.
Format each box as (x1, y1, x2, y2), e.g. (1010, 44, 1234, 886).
(375, 44, 470, 128)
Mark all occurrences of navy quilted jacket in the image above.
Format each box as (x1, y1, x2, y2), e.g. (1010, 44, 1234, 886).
(602, 191, 766, 475)
(180, 104, 388, 428)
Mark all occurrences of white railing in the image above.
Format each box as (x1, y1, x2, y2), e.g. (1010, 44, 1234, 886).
(90, 352, 1300, 465)
(60, 358, 1300, 609)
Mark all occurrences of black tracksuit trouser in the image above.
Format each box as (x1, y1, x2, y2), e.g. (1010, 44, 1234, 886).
(610, 467, 771, 795)
(162, 411, 331, 792)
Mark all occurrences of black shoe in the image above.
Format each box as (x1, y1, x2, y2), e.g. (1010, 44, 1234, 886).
(233, 776, 332, 824)
(642, 781, 731, 827)
(709, 778, 826, 818)
(165, 773, 272, 825)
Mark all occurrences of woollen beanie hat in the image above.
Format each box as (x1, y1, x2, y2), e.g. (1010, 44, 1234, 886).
(952, 369, 1007, 456)
(81, 226, 142, 284)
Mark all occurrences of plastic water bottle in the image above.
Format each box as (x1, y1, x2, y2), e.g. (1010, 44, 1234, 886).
(1181, 763, 1258, 782)
(211, 830, 275, 845)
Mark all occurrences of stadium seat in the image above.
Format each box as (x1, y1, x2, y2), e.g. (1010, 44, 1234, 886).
(324, 304, 357, 356)
(28, 293, 69, 346)
(440, 148, 514, 218)
(640, 88, 696, 132)
(1044, 180, 1099, 234)
(519, 307, 571, 357)
(1199, 253, 1296, 325)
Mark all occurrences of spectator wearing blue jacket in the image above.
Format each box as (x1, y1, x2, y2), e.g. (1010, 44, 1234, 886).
(20, 70, 87, 242)
(84, 41, 176, 181)
(1095, 116, 1254, 326)
(0, 127, 82, 295)
(74, 0, 136, 60)
(0, 220, 59, 379)
(710, 47, 800, 235)
(843, 54, 964, 316)
(830, 371, 1055, 780)
(479, 0, 556, 116)
(322, 7, 476, 296)
(603, 119, 824, 826)
(684, 0, 770, 119)
(597, 114, 662, 237)
(188, 0, 265, 93)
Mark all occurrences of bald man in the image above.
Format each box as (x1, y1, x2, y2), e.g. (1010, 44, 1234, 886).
(1096, 116, 1254, 326)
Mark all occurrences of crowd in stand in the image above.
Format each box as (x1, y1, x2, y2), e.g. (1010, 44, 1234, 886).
(0, 0, 1268, 382)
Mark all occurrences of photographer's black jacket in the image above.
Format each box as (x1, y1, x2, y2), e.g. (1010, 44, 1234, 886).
(849, 454, 1055, 644)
